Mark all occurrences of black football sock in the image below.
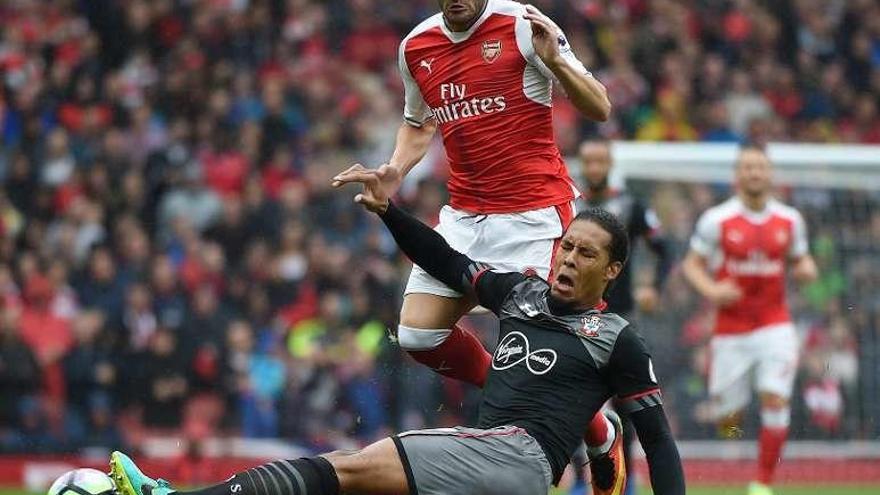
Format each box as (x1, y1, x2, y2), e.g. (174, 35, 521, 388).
(178, 458, 339, 495)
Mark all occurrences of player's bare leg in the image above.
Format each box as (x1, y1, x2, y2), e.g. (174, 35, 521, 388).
(324, 438, 410, 494)
(397, 292, 495, 386)
(750, 392, 790, 495)
(111, 439, 410, 495)
(399, 292, 475, 330)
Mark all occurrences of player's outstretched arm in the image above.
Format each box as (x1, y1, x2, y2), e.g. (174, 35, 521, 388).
(630, 406, 686, 495)
(523, 5, 611, 121)
(378, 200, 475, 294)
(334, 166, 472, 293)
(332, 120, 437, 197)
(608, 326, 685, 495)
(337, 167, 524, 313)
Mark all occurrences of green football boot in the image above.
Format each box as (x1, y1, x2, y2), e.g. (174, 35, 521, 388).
(109, 451, 177, 495)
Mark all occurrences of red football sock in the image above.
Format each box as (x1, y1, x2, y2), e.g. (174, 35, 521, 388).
(407, 324, 492, 388)
(757, 427, 788, 484)
(584, 411, 611, 448)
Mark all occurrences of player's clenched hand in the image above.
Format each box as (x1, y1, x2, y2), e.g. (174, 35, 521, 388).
(331, 164, 390, 214)
(523, 5, 564, 69)
(709, 279, 743, 306)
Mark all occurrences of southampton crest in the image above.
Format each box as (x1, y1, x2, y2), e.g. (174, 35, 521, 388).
(579, 315, 602, 338)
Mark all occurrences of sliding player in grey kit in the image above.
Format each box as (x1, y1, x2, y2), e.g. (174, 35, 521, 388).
(109, 169, 684, 494)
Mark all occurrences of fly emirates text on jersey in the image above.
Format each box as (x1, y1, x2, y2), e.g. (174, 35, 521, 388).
(434, 82, 507, 125)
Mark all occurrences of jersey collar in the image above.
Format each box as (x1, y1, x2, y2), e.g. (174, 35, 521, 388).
(733, 196, 776, 223)
(548, 296, 608, 315)
(440, 0, 493, 43)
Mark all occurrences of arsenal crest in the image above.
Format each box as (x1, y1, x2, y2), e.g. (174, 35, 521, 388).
(481, 39, 502, 64)
(775, 229, 788, 245)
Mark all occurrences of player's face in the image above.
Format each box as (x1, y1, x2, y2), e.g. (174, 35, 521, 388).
(735, 149, 772, 197)
(437, 0, 487, 30)
(579, 142, 612, 191)
(550, 220, 623, 308)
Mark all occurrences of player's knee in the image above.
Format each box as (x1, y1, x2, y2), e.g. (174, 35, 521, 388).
(278, 456, 341, 494)
(396, 325, 452, 351)
(323, 449, 367, 479)
(399, 293, 471, 329)
(760, 394, 790, 429)
(760, 393, 789, 410)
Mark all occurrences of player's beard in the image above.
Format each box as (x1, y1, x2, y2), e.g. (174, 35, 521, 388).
(548, 292, 578, 315)
(587, 177, 609, 196)
(439, 0, 487, 31)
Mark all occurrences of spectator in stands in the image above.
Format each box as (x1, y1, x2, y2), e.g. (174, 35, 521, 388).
(75, 246, 127, 323)
(139, 328, 189, 429)
(63, 310, 116, 421)
(83, 392, 127, 451)
(0, 309, 40, 435)
(19, 274, 72, 402)
(224, 319, 285, 438)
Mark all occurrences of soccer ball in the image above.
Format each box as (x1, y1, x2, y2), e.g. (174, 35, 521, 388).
(47, 469, 116, 495)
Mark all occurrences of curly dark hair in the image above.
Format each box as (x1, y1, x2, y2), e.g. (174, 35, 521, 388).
(571, 207, 629, 266)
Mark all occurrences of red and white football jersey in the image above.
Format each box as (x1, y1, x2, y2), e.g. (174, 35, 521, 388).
(690, 197, 809, 335)
(399, 0, 585, 214)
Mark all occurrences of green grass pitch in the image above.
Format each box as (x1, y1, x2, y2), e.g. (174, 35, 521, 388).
(6, 484, 877, 495)
(637, 486, 877, 495)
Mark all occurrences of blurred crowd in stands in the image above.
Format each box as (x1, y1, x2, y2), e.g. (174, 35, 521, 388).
(0, 0, 879, 456)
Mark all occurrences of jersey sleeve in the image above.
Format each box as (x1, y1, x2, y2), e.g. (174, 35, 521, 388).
(689, 209, 720, 257)
(513, 6, 591, 82)
(607, 325, 663, 414)
(789, 210, 809, 258)
(470, 268, 528, 315)
(631, 200, 661, 240)
(398, 39, 433, 127)
(632, 200, 671, 287)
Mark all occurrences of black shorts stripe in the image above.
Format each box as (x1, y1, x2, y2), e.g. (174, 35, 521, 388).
(392, 435, 419, 495)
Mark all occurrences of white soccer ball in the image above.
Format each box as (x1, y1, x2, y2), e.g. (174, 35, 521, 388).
(47, 469, 116, 495)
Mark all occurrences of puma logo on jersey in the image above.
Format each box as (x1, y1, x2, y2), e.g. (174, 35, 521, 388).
(419, 58, 435, 74)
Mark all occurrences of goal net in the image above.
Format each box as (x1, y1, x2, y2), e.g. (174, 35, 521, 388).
(586, 141, 880, 485)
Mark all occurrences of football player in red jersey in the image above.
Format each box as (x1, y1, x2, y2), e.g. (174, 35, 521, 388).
(333, 1, 622, 493)
(682, 146, 818, 495)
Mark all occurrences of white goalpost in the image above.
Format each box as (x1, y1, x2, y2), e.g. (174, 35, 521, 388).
(568, 141, 880, 484)
(606, 141, 880, 190)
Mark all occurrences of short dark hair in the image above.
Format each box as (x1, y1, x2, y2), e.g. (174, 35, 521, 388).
(571, 207, 629, 266)
(736, 143, 768, 165)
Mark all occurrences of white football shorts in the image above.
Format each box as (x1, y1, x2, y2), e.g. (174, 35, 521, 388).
(404, 202, 575, 298)
(708, 322, 800, 417)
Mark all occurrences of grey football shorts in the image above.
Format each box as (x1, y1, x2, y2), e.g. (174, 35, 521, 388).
(392, 425, 552, 495)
